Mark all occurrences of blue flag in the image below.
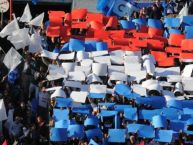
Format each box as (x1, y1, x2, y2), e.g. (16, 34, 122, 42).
(32, 0, 38, 5)
(97, 0, 138, 17)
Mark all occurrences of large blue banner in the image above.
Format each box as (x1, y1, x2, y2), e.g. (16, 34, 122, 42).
(97, 0, 165, 17)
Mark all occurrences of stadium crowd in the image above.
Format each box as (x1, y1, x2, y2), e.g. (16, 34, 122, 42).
(0, 0, 193, 145)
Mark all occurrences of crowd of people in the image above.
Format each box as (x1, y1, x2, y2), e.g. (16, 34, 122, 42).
(130, 0, 193, 20)
(0, 0, 193, 145)
(0, 29, 50, 144)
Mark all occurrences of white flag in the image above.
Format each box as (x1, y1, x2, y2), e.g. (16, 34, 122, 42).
(177, 3, 188, 22)
(0, 99, 7, 121)
(90, 84, 107, 94)
(182, 64, 193, 77)
(48, 64, 65, 75)
(41, 49, 58, 60)
(86, 73, 103, 84)
(68, 71, 86, 81)
(20, 3, 32, 23)
(29, 31, 43, 53)
(51, 88, 66, 98)
(70, 91, 88, 103)
(7, 28, 30, 50)
(0, 15, 19, 38)
(29, 12, 44, 27)
(92, 63, 107, 76)
(3, 47, 22, 71)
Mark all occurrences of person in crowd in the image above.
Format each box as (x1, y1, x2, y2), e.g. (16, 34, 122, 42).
(163, 0, 177, 16)
(9, 116, 23, 144)
(155, 0, 164, 17)
(36, 116, 49, 144)
(131, 11, 139, 19)
(149, 4, 163, 19)
(139, 7, 148, 19)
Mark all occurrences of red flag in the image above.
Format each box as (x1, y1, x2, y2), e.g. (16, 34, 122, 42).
(138, 140, 145, 145)
(2, 140, 8, 145)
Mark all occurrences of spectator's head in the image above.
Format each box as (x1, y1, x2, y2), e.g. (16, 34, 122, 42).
(139, 9, 144, 15)
(156, 0, 161, 5)
(36, 115, 44, 124)
(152, 4, 158, 11)
(133, 11, 139, 19)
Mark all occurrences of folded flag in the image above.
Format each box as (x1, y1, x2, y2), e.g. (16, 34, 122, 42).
(69, 38, 85, 51)
(127, 124, 155, 138)
(86, 128, 103, 140)
(108, 129, 126, 143)
(152, 115, 167, 128)
(136, 96, 166, 109)
(50, 128, 67, 141)
(67, 125, 84, 138)
(29, 12, 44, 27)
(124, 108, 138, 121)
(20, 3, 32, 23)
(170, 120, 185, 132)
(114, 84, 132, 98)
(53, 109, 69, 121)
(84, 115, 99, 126)
(55, 120, 69, 128)
(155, 130, 176, 143)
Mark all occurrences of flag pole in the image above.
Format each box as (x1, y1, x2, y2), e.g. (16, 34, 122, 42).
(9, 0, 13, 21)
